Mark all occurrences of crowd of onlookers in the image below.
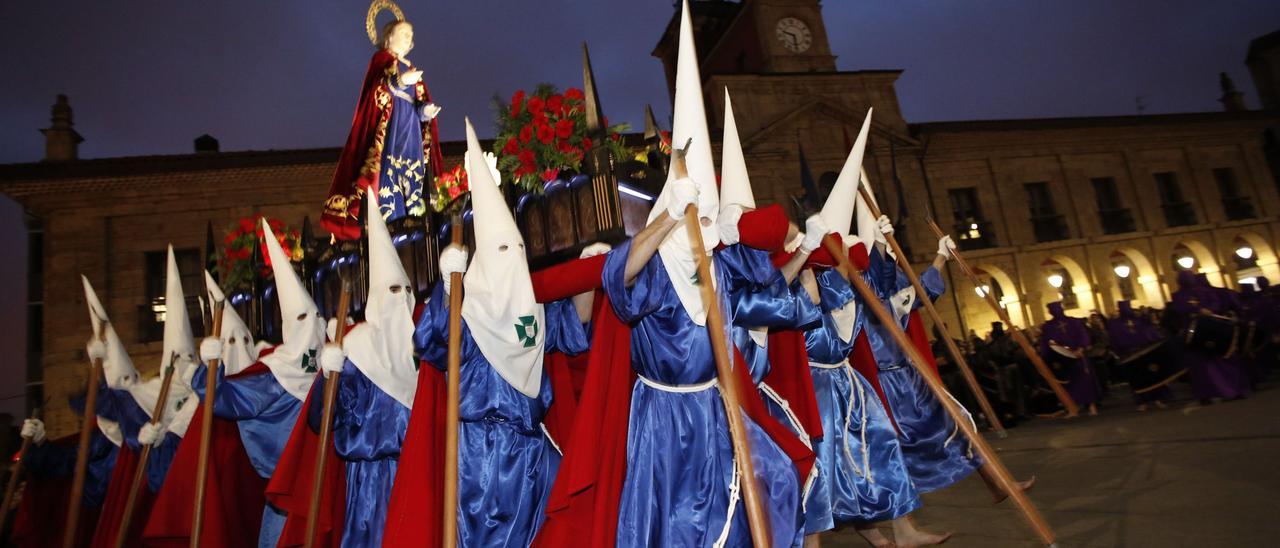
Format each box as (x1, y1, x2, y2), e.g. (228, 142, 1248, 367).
(933, 286, 1279, 429)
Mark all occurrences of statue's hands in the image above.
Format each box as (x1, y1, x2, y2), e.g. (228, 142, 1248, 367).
(423, 103, 442, 120)
(400, 69, 423, 86)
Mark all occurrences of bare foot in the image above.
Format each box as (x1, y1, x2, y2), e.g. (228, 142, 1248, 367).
(856, 526, 895, 548)
(893, 527, 951, 547)
(1137, 404, 1149, 412)
(1154, 400, 1168, 409)
(991, 475, 1036, 504)
(1088, 404, 1099, 416)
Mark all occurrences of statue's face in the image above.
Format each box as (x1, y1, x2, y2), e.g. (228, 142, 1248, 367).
(388, 23, 413, 56)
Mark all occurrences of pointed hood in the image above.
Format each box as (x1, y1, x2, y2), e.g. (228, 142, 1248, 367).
(342, 191, 417, 407)
(461, 117, 546, 398)
(82, 275, 138, 389)
(163, 245, 197, 367)
(719, 89, 755, 210)
(259, 219, 324, 400)
(646, 0, 720, 325)
(203, 270, 256, 375)
(819, 109, 873, 241)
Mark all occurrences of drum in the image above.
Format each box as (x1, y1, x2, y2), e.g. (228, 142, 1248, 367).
(1117, 339, 1186, 394)
(1044, 343, 1080, 384)
(1184, 313, 1239, 358)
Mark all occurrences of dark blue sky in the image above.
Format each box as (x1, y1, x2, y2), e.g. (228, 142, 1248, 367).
(1, 0, 1278, 415)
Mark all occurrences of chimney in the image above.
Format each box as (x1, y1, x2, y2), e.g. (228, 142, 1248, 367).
(194, 134, 220, 153)
(1219, 72, 1247, 112)
(41, 94, 82, 161)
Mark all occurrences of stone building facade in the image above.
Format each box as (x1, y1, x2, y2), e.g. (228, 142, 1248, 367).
(5, 0, 1280, 434)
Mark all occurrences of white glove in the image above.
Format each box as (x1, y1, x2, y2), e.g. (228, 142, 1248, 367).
(875, 215, 894, 240)
(579, 242, 612, 259)
(666, 178, 698, 221)
(86, 338, 106, 363)
(439, 245, 468, 295)
(717, 204, 744, 246)
(137, 422, 165, 446)
(21, 418, 46, 444)
(937, 235, 956, 260)
(320, 343, 346, 374)
(483, 152, 501, 186)
(199, 337, 222, 363)
(421, 102, 442, 120)
(800, 215, 828, 253)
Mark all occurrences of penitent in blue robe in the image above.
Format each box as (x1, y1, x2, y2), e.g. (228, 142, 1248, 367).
(862, 251, 980, 493)
(719, 243, 821, 541)
(604, 241, 801, 547)
(802, 267, 921, 526)
(415, 283, 580, 546)
(192, 358, 305, 547)
(309, 360, 410, 548)
(21, 419, 118, 508)
(95, 383, 182, 493)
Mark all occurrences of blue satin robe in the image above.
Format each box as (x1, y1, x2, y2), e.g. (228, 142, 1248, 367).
(192, 359, 304, 547)
(802, 268, 922, 526)
(863, 251, 980, 493)
(22, 428, 118, 508)
(95, 382, 181, 492)
(720, 243, 822, 541)
(310, 362, 411, 548)
(604, 241, 802, 547)
(415, 284, 579, 546)
(375, 58, 429, 222)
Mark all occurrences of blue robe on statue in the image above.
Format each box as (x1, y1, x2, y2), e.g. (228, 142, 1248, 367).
(309, 361, 411, 548)
(720, 243, 821, 541)
(374, 58, 430, 223)
(414, 283, 574, 546)
(192, 358, 305, 547)
(604, 241, 801, 547)
(802, 267, 921, 526)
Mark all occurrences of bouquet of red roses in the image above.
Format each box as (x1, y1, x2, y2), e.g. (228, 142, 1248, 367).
(492, 84, 630, 192)
(432, 161, 470, 213)
(218, 216, 303, 291)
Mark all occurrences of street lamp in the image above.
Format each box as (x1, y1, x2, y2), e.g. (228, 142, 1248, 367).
(1236, 245, 1254, 260)
(1047, 273, 1064, 288)
(1177, 256, 1195, 269)
(975, 284, 990, 298)
(1113, 264, 1131, 278)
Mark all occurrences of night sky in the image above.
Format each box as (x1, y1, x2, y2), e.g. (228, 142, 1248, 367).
(0, 0, 1278, 415)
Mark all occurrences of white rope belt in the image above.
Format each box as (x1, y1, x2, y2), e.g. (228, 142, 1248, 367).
(808, 359, 872, 482)
(809, 359, 849, 370)
(638, 375, 718, 393)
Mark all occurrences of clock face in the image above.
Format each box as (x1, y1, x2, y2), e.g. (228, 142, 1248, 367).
(775, 17, 812, 53)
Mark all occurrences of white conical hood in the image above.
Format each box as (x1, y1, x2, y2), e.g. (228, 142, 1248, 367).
(719, 89, 754, 210)
(645, 0, 720, 325)
(202, 270, 256, 375)
(819, 109, 873, 240)
(342, 191, 417, 407)
(461, 117, 545, 398)
(258, 220, 324, 400)
(82, 276, 138, 389)
(163, 245, 196, 367)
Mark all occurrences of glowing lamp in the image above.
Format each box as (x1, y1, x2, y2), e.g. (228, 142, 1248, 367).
(1047, 273, 1064, 288)
(1113, 264, 1131, 278)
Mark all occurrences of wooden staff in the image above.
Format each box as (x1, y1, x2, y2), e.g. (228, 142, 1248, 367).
(441, 215, 464, 548)
(62, 322, 106, 548)
(189, 301, 226, 548)
(115, 353, 180, 548)
(925, 219, 1079, 417)
(822, 235, 1057, 545)
(855, 185, 1007, 437)
(303, 282, 352, 548)
(1, 409, 40, 539)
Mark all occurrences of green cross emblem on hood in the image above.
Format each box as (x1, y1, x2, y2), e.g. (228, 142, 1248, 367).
(515, 315, 539, 348)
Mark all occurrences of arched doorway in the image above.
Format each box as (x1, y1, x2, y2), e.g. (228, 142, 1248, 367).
(1231, 231, 1279, 287)
(1041, 255, 1096, 315)
(1171, 240, 1224, 287)
(1107, 247, 1163, 307)
(965, 265, 1027, 334)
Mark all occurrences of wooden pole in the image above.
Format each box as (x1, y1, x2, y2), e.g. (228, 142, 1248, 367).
(925, 219, 1079, 417)
(682, 202, 772, 545)
(822, 235, 1057, 545)
(303, 283, 352, 548)
(115, 353, 180, 548)
(442, 216, 464, 548)
(189, 301, 226, 548)
(1, 409, 39, 539)
(855, 186, 1007, 437)
(62, 324, 105, 548)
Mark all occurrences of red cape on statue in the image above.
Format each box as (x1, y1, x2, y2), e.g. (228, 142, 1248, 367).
(141, 363, 272, 547)
(9, 433, 100, 548)
(382, 256, 601, 547)
(322, 48, 444, 240)
(89, 443, 153, 548)
(262, 382, 346, 548)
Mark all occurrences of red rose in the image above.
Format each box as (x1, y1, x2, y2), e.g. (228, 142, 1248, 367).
(448, 185, 461, 198)
(518, 148, 536, 169)
(511, 90, 525, 116)
(536, 123, 554, 144)
(557, 139, 576, 154)
(582, 137, 592, 150)
(547, 94, 564, 115)
(269, 219, 283, 230)
(555, 118, 574, 139)
(503, 137, 519, 155)
(519, 125, 533, 143)
(239, 218, 254, 232)
(541, 168, 560, 181)
(527, 96, 545, 116)
(565, 88, 584, 101)
(531, 110, 547, 128)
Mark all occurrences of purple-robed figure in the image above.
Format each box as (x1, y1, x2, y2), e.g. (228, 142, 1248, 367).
(1169, 271, 1252, 400)
(1039, 303, 1101, 410)
(1107, 301, 1175, 404)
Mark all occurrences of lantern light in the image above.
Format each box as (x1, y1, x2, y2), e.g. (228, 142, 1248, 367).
(1113, 264, 1131, 278)
(1176, 256, 1195, 269)
(1047, 273, 1064, 288)
(1236, 246, 1254, 260)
